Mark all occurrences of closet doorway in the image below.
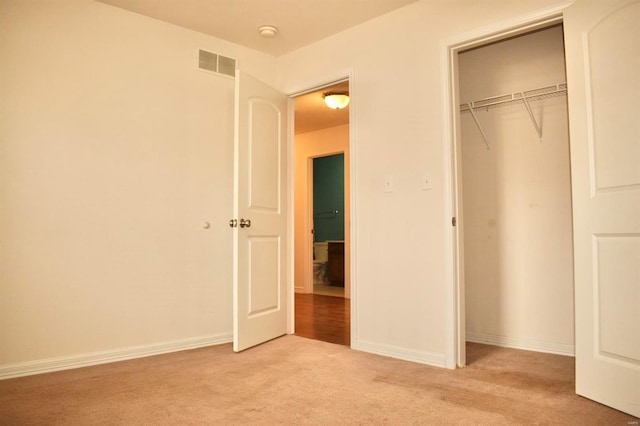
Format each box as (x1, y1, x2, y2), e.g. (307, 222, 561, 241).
(292, 80, 351, 346)
(456, 25, 574, 364)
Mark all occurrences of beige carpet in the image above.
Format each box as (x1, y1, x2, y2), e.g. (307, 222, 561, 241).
(0, 336, 636, 425)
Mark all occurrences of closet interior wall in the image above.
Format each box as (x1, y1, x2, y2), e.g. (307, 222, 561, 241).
(459, 25, 575, 356)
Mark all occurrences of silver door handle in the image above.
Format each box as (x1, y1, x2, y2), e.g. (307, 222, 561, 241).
(239, 218, 251, 228)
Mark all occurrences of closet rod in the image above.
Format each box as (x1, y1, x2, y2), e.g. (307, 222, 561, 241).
(460, 83, 566, 147)
(460, 83, 567, 112)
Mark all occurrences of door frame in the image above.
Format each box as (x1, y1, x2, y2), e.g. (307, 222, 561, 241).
(307, 152, 348, 296)
(440, 2, 572, 369)
(286, 71, 356, 344)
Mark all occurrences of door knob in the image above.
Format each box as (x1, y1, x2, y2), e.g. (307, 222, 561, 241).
(229, 219, 238, 228)
(239, 218, 251, 228)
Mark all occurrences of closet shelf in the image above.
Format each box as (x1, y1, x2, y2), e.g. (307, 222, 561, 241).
(460, 82, 567, 149)
(460, 82, 567, 112)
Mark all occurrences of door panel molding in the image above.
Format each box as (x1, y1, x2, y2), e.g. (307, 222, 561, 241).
(584, 1, 640, 194)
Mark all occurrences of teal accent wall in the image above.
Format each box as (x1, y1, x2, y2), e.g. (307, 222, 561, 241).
(313, 154, 344, 242)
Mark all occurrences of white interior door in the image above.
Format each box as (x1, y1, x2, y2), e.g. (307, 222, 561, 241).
(233, 70, 288, 352)
(564, 0, 640, 417)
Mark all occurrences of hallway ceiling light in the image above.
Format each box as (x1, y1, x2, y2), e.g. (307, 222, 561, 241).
(258, 25, 278, 38)
(323, 92, 350, 110)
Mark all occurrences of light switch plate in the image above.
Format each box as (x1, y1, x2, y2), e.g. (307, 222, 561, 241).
(384, 175, 394, 193)
(422, 174, 433, 190)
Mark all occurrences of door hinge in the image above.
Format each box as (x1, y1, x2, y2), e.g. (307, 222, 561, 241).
(452, 217, 457, 227)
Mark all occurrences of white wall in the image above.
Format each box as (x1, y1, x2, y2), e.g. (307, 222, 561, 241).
(0, 0, 276, 375)
(0, 0, 575, 375)
(294, 125, 350, 298)
(277, 0, 568, 365)
(458, 26, 574, 355)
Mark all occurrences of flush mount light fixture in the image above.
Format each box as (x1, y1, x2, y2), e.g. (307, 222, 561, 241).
(258, 25, 278, 38)
(323, 92, 350, 110)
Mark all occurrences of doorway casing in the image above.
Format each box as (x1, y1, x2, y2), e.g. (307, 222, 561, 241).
(287, 71, 357, 346)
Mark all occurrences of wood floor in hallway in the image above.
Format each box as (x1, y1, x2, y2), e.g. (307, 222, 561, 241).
(294, 293, 350, 346)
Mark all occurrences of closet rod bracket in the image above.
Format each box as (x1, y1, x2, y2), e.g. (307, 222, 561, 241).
(521, 93, 543, 142)
(466, 103, 490, 150)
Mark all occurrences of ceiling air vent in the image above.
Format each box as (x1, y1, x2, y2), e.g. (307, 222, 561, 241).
(198, 49, 236, 78)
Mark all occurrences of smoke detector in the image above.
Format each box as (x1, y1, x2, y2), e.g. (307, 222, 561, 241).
(258, 25, 278, 38)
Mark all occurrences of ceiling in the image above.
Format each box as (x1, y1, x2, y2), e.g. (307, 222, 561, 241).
(96, 0, 419, 57)
(96, 0, 409, 133)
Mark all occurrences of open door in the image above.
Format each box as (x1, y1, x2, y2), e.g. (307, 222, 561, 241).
(233, 70, 289, 352)
(564, 0, 640, 417)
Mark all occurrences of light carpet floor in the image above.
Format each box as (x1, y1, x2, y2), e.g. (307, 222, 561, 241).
(0, 336, 636, 425)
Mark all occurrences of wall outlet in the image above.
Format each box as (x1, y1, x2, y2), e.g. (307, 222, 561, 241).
(422, 173, 433, 190)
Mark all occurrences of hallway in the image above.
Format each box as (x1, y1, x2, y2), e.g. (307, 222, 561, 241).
(294, 293, 350, 346)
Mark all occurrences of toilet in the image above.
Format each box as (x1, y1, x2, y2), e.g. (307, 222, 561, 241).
(313, 242, 329, 285)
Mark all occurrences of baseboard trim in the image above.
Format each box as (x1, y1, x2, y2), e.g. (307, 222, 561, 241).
(466, 332, 574, 357)
(353, 340, 447, 368)
(0, 332, 233, 380)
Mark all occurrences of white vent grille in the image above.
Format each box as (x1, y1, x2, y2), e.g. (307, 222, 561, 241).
(198, 49, 236, 78)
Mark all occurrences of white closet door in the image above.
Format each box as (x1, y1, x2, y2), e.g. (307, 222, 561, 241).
(564, 0, 640, 417)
